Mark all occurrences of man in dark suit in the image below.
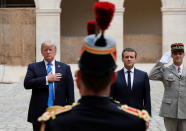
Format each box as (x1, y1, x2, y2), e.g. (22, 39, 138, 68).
(38, 2, 151, 129)
(110, 48, 151, 128)
(24, 40, 74, 131)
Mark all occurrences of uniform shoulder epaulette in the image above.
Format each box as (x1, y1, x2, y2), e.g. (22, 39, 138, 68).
(114, 100, 120, 104)
(109, 97, 120, 104)
(121, 105, 151, 122)
(38, 103, 79, 122)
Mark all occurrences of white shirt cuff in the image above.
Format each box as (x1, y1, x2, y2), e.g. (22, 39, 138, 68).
(46, 76, 49, 85)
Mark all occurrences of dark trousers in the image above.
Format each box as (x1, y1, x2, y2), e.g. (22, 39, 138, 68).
(33, 123, 41, 131)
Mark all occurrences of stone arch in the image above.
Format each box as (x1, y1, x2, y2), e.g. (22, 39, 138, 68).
(123, 0, 162, 63)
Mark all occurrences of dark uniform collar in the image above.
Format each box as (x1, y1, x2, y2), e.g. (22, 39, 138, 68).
(78, 95, 111, 105)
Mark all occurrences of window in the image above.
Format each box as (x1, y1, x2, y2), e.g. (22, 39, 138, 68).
(0, 0, 35, 8)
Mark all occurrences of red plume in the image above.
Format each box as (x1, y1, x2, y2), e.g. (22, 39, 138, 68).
(87, 21, 96, 35)
(94, 2, 115, 32)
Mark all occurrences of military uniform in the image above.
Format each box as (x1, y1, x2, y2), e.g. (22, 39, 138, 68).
(38, 96, 150, 131)
(149, 62, 186, 118)
(149, 43, 186, 131)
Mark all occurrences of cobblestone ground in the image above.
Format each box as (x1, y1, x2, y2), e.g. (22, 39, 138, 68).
(148, 80, 165, 131)
(0, 81, 165, 131)
(0, 83, 32, 131)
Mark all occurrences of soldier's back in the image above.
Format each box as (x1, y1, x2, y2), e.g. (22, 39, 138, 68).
(40, 96, 150, 131)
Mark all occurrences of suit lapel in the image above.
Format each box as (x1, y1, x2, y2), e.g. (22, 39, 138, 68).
(180, 65, 185, 78)
(40, 61, 47, 76)
(169, 64, 180, 78)
(55, 61, 60, 73)
(55, 61, 59, 89)
(54, 61, 63, 88)
(55, 61, 64, 73)
(132, 68, 137, 91)
(119, 69, 127, 87)
(119, 69, 132, 94)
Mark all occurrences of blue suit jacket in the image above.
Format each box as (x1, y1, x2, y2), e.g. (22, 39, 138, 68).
(24, 60, 74, 124)
(110, 68, 151, 115)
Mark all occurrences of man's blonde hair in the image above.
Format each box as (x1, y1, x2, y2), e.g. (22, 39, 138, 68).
(41, 40, 57, 51)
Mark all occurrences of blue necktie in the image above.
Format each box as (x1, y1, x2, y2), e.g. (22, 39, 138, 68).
(47, 62, 54, 107)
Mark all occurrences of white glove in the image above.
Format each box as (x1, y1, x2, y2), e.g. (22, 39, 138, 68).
(160, 51, 171, 64)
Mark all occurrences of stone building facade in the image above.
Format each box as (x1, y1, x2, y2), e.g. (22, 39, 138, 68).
(1, 0, 186, 82)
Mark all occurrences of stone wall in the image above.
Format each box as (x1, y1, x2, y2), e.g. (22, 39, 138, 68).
(61, 35, 162, 64)
(61, 36, 84, 64)
(61, 0, 95, 36)
(124, 34, 162, 63)
(0, 8, 36, 66)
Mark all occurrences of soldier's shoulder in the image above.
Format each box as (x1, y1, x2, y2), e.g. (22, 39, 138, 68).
(109, 97, 121, 104)
(121, 104, 151, 122)
(109, 98, 151, 122)
(38, 103, 78, 122)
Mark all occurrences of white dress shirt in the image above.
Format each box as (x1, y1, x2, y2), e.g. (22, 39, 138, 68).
(44, 59, 56, 98)
(44, 60, 56, 76)
(173, 63, 183, 75)
(123, 67, 134, 89)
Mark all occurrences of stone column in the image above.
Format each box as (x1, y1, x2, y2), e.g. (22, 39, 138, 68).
(99, 0, 125, 67)
(34, 0, 62, 61)
(161, 0, 186, 53)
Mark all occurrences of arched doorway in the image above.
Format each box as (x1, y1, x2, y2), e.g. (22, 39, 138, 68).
(60, 0, 96, 64)
(124, 0, 162, 63)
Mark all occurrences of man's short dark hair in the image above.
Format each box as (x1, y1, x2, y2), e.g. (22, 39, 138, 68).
(81, 70, 113, 93)
(122, 48, 137, 58)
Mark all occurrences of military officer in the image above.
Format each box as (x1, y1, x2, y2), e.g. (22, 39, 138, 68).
(38, 1, 151, 131)
(149, 43, 186, 131)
